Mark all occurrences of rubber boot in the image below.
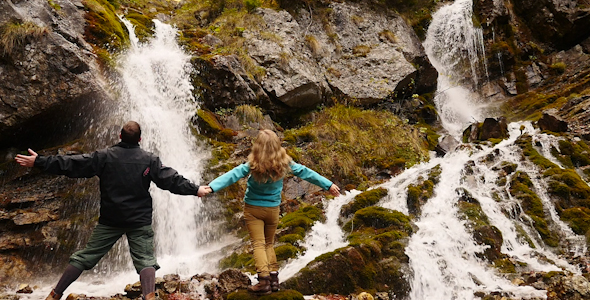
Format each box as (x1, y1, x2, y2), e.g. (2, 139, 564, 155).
(248, 276, 271, 295)
(269, 271, 279, 292)
(45, 290, 62, 300)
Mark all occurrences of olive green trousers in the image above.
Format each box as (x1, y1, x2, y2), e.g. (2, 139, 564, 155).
(69, 224, 160, 274)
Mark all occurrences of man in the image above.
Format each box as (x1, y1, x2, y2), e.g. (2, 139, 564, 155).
(15, 121, 208, 300)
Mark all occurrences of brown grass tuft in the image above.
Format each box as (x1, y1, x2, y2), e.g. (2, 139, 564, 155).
(0, 21, 48, 56)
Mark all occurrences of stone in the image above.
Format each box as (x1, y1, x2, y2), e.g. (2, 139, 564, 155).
(0, 0, 110, 148)
(16, 284, 32, 294)
(12, 209, 58, 225)
(217, 268, 251, 293)
(479, 117, 508, 140)
(537, 109, 569, 132)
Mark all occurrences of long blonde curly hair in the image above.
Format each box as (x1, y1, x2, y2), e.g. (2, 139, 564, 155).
(248, 130, 292, 183)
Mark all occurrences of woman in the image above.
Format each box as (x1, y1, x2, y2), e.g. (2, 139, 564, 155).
(203, 130, 340, 294)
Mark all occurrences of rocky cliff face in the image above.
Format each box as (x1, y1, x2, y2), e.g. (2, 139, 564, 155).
(197, 1, 436, 120)
(0, 0, 111, 149)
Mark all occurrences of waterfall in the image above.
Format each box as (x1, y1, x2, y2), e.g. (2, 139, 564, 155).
(279, 191, 360, 280)
(115, 19, 233, 276)
(424, 0, 490, 137)
(23, 19, 236, 299)
(402, 0, 585, 299)
(279, 0, 586, 299)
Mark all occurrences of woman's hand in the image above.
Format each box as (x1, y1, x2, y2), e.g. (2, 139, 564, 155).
(328, 184, 340, 197)
(197, 186, 213, 197)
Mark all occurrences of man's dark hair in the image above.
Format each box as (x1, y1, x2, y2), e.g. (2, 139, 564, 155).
(121, 121, 141, 144)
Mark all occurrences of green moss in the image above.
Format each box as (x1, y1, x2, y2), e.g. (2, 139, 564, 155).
(227, 289, 304, 300)
(124, 12, 154, 42)
(278, 233, 304, 244)
(545, 169, 590, 209)
(275, 244, 300, 261)
(553, 140, 590, 168)
(560, 207, 590, 235)
(48, 0, 62, 10)
(514, 224, 536, 248)
(345, 207, 412, 234)
(493, 258, 516, 273)
(516, 135, 559, 171)
(405, 165, 440, 215)
(458, 202, 489, 227)
(219, 252, 255, 272)
(341, 188, 388, 216)
(549, 62, 566, 75)
(279, 205, 324, 239)
(83, 0, 130, 52)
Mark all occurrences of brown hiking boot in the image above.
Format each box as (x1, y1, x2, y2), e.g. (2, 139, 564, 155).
(248, 276, 271, 295)
(45, 290, 62, 300)
(269, 271, 279, 292)
(144, 292, 156, 300)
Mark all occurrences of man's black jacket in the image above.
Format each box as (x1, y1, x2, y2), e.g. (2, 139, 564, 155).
(34, 142, 200, 228)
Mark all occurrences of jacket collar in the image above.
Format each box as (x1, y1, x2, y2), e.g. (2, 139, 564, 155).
(116, 141, 140, 148)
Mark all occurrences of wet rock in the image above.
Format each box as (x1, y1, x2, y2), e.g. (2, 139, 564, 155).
(217, 268, 251, 294)
(15, 284, 32, 294)
(437, 135, 460, 156)
(479, 117, 508, 141)
(0, 0, 111, 148)
(462, 117, 508, 143)
(12, 209, 58, 225)
(537, 109, 569, 132)
(511, 0, 590, 50)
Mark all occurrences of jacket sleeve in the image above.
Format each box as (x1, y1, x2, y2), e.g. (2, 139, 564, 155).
(34, 151, 104, 178)
(290, 162, 333, 190)
(149, 156, 199, 195)
(209, 163, 250, 192)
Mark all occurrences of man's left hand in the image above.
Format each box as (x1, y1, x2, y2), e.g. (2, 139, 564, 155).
(15, 149, 38, 168)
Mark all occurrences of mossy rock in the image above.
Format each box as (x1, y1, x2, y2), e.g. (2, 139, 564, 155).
(124, 12, 154, 42)
(274, 244, 300, 261)
(83, 0, 130, 52)
(227, 289, 304, 300)
(494, 258, 516, 273)
(282, 243, 410, 297)
(515, 135, 558, 171)
(344, 207, 412, 234)
(341, 188, 388, 217)
(219, 252, 255, 273)
(195, 108, 236, 141)
(560, 207, 590, 235)
(277, 233, 303, 244)
(279, 205, 324, 233)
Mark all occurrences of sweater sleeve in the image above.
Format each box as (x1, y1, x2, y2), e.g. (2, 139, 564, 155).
(290, 162, 333, 190)
(209, 163, 251, 192)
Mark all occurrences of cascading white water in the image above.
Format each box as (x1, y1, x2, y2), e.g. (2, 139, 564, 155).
(280, 1, 587, 299)
(279, 191, 360, 280)
(400, 123, 579, 300)
(424, 0, 490, 137)
(115, 19, 234, 276)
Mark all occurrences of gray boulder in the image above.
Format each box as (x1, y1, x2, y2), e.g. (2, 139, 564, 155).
(0, 0, 110, 148)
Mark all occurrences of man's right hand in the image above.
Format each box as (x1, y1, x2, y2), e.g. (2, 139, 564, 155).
(197, 186, 213, 197)
(15, 149, 38, 168)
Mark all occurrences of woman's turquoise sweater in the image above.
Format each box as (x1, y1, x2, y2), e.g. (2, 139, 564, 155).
(208, 162, 333, 207)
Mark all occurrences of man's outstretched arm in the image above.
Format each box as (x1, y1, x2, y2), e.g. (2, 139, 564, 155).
(15, 149, 38, 167)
